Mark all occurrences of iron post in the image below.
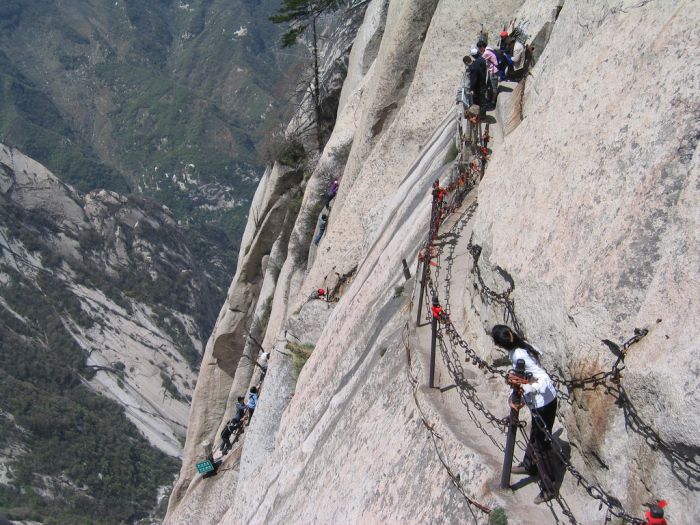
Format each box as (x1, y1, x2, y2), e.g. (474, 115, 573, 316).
(500, 359, 528, 489)
(429, 296, 439, 388)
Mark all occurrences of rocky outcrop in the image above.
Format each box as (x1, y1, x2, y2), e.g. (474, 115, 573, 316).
(0, 143, 207, 457)
(169, 0, 699, 523)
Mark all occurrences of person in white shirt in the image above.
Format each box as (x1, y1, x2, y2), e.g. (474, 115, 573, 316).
(511, 39, 526, 72)
(491, 324, 558, 504)
(256, 351, 270, 383)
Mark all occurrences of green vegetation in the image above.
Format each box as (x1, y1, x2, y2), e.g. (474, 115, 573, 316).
(277, 136, 307, 168)
(160, 371, 187, 402)
(0, 2, 302, 520)
(0, 0, 299, 298)
(489, 507, 508, 525)
(0, 51, 129, 194)
(270, 0, 344, 151)
(286, 342, 315, 378)
(0, 268, 177, 525)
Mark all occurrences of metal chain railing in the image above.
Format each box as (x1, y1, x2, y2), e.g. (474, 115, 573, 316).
(464, 233, 700, 486)
(402, 322, 490, 522)
(525, 404, 647, 525)
(409, 105, 663, 524)
(430, 230, 651, 522)
(466, 236, 653, 399)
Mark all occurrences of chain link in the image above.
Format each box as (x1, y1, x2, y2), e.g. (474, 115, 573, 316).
(526, 405, 646, 525)
(402, 322, 490, 520)
(416, 150, 652, 523)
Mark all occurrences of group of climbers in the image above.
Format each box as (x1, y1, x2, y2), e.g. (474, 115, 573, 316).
(462, 28, 529, 111)
(435, 27, 667, 520)
(218, 351, 268, 456)
(451, 27, 563, 505)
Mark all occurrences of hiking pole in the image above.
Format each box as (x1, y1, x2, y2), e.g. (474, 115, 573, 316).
(500, 358, 530, 488)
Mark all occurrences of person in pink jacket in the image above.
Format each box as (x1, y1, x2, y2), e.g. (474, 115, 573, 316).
(477, 40, 499, 106)
(478, 41, 499, 73)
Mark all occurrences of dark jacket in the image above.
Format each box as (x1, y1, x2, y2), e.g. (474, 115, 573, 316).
(468, 60, 486, 92)
(234, 402, 246, 421)
(473, 55, 488, 81)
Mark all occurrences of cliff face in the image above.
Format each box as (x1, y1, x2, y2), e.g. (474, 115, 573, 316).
(0, 0, 297, 311)
(0, 143, 214, 522)
(0, 143, 210, 456)
(168, 0, 699, 523)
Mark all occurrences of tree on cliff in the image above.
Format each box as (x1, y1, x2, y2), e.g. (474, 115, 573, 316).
(270, 0, 344, 152)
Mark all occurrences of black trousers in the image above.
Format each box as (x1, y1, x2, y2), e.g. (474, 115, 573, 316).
(523, 398, 558, 494)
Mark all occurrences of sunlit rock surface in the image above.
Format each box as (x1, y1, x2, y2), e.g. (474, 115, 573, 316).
(167, 0, 699, 523)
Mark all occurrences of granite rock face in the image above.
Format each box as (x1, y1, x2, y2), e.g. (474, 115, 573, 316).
(168, 0, 699, 523)
(0, 143, 206, 458)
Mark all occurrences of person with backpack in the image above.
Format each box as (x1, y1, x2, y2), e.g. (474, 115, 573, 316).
(234, 395, 247, 422)
(324, 179, 339, 209)
(494, 47, 513, 81)
(491, 324, 558, 505)
(477, 41, 499, 106)
(219, 417, 241, 455)
(219, 396, 247, 454)
(314, 214, 328, 246)
(246, 386, 258, 423)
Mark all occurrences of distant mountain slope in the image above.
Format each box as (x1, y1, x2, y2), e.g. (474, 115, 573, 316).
(0, 0, 298, 298)
(0, 143, 214, 524)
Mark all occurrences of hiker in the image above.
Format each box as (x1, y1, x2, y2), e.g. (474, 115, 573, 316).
(219, 396, 246, 454)
(491, 324, 558, 505)
(256, 351, 270, 383)
(324, 179, 339, 209)
(459, 55, 474, 107)
(314, 214, 328, 245)
(498, 30, 509, 51)
(234, 395, 247, 422)
(467, 50, 486, 109)
(507, 36, 527, 80)
(477, 41, 499, 105)
(493, 43, 513, 82)
(470, 48, 487, 109)
(219, 417, 241, 454)
(246, 386, 258, 423)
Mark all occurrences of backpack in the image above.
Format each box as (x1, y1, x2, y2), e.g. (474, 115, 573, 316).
(492, 47, 507, 64)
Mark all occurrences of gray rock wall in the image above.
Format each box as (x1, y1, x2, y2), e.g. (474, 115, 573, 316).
(168, 0, 699, 523)
(471, 0, 700, 517)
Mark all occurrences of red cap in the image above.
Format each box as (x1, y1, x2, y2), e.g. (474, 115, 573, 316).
(500, 31, 508, 38)
(318, 288, 325, 295)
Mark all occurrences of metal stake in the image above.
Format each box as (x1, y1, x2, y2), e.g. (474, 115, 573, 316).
(501, 359, 528, 489)
(429, 300, 438, 388)
(402, 259, 411, 280)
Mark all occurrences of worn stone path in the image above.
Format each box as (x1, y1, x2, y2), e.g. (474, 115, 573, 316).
(406, 93, 611, 525)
